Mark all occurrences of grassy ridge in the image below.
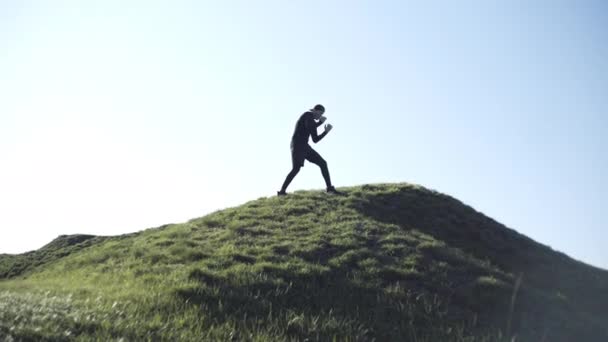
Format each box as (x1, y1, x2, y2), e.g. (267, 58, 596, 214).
(0, 234, 109, 278)
(1, 183, 607, 341)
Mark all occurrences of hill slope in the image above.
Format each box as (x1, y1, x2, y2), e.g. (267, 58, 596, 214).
(1, 183, 607, 341)
(0, 234, 109, 278)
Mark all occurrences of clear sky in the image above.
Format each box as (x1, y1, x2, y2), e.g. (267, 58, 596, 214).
(1, 1, 606, 269)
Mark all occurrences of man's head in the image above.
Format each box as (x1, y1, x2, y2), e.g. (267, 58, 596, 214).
(310, 104, 325, 119)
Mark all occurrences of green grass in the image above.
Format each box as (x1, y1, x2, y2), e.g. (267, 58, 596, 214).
(1, 183, 607, 341)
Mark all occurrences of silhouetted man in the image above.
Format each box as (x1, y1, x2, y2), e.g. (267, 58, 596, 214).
(278, 104, 338, 196)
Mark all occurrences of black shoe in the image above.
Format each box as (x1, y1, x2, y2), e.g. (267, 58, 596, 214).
(277, 190, 287, 196)
(326, 186, 341, 194)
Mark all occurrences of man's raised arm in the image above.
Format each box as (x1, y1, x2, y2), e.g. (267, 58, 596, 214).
(315, 116, 327, 127)
(310, 121, 333, 144)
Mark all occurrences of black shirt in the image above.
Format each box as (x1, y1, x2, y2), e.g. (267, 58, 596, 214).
(290, 112, 327, 149)
(291, 112, 314, 147)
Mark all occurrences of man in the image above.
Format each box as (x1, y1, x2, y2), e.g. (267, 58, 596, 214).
(278, 104, 338, 196)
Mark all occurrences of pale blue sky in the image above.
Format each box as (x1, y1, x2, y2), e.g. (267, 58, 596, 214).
(0, 1, 606, 269)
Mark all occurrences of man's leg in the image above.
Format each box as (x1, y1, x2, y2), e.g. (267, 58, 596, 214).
(279, 166, 301, 193)
(305, 147, 333, 189)
(279, 148, 305, 194)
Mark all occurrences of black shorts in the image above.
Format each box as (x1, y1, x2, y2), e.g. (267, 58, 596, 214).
(291, 144, 325, 168)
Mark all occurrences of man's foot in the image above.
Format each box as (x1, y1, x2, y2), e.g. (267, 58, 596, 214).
(277, 190, 287, 196)
(326, 186, 341, 194)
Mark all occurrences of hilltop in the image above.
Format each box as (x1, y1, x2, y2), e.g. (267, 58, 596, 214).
(1, 183, 607, 341)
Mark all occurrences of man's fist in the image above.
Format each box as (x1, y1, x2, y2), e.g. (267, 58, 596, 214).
(325, 123, 333, 133)
(318, 116, 327, 124)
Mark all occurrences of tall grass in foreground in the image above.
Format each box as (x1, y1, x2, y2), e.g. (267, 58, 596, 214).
(1, 288, 520, 341)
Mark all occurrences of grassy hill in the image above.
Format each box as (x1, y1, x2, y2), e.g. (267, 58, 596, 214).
(1, 183, 607, 341)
